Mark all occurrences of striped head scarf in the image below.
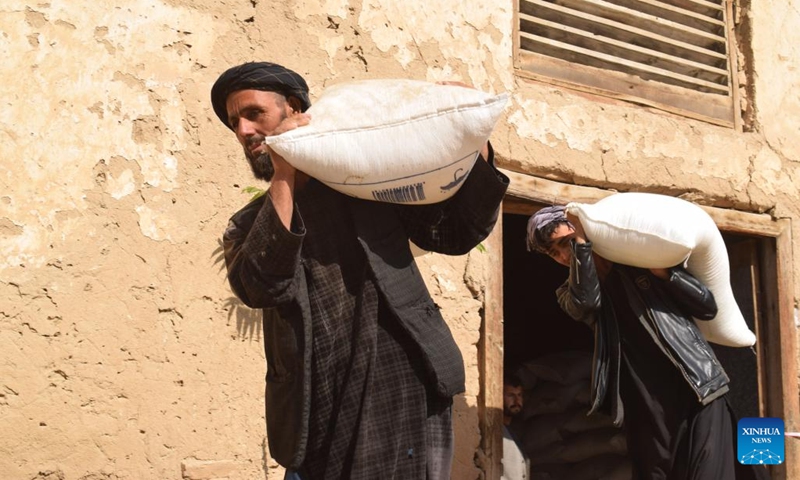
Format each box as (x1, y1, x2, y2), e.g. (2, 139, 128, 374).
(526, 205, 570, 252)
(210, 62, 311, 130)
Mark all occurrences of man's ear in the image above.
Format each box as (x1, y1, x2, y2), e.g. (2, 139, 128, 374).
(287, 96, 303, 113)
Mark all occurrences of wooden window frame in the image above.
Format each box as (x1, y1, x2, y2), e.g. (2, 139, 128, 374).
(513, 0, 743, 129)
(478, 169, 798, 479)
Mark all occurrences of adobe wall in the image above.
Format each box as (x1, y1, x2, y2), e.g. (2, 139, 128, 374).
(1, 0, 796, 479)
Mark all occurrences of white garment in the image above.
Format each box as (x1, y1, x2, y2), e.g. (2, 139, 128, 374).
(501, 425, 529, 480)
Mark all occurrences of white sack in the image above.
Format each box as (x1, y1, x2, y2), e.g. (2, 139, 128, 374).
(566, 192, 756, 347)
(263, 79, 509, 205)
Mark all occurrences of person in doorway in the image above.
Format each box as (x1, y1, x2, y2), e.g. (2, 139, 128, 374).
(525, 205, 764, 480)
(502, 375, 530, 480)
(211, 61, 509, 480)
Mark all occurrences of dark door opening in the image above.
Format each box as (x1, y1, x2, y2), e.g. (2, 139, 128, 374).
(503, 212, 624, 478)
(502, 210, 768, 479)
(502, 212, 593, 367)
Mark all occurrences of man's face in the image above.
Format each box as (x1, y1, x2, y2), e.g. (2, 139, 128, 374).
(225, 89, 294, 181)
(503, 385, 524, 418)
(546, 223, 577, 267)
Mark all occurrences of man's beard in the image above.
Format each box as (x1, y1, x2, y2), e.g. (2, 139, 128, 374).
(244, 110, 289, 181)
(504, 405, 522, 418)
(245, 134, 274, 181)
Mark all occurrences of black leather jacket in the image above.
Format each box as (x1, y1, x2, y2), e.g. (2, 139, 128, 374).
(556, 240, 730, 426)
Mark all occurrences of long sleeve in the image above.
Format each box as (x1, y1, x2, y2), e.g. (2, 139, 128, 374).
(394, 143, 509, 255)
(556, 240, 602, 325)
(657, 267, 718, 320)
(222, 194, 306, 308)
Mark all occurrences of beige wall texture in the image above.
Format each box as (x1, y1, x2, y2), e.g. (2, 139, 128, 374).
(0, 0, 798, 479)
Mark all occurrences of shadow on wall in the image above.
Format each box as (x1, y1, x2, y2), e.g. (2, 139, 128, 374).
(212, 239, 263, 342)
(452, 394, 488, 480)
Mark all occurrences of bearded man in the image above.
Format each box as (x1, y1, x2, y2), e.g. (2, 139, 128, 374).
(211, 62, 508, 480)
(502, 375, 529, 480)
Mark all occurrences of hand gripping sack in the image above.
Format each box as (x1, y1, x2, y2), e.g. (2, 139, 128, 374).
(263, 79, 509, 205)
(565, 192, 756, 347)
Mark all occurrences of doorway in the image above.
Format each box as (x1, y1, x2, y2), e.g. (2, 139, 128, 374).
(500, 206, 775, 479)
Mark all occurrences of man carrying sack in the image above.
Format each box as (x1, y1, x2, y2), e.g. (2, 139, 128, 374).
(211, 62, 508, 479)
(526, 205, 767, 480)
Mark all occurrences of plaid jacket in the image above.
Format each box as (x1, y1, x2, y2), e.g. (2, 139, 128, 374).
(222, 148, 508, 470)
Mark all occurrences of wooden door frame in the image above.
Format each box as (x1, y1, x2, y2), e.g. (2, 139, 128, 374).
(479, 169, 798, 479)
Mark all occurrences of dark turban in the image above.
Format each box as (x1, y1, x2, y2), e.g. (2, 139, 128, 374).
(210, 62, 311, 130)
(526, 205, 569, 252)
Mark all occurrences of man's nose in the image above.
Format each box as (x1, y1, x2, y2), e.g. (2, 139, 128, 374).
(236, 118, 257, 137)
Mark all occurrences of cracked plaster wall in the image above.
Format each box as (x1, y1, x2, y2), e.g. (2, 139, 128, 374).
(500, 1, 800, 231)
(1, 0, 798, 479)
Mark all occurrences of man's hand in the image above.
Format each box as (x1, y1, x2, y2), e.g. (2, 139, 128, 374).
(649, 268, 671, 280)
(566, 214, 587, 244)
(271, 112, 311, 136)
(266, 112, 311, 178)
(267, 111, 311, 230)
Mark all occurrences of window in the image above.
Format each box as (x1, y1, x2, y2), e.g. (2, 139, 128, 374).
(515, 0, 739, 127)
